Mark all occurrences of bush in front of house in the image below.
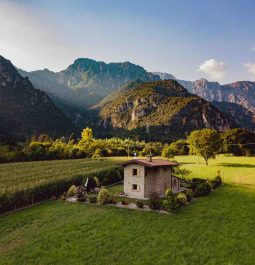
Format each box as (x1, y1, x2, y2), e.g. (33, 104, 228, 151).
(76, 185, 87, 202)
(108, 194, 117, 204)
(121, 199, 129, 205)
(97, 188, 110, 204)
(211, 176, 223, 189)
(148, 192, 161, 210)
(194, 181, 212, 197)
(67, 185, 77, 197)
(89, 195, 97, 203)
(185, 189, 193, 202)
(177, 192, 187, 206)
(136, 200, 144, 208)
(162, 189, 179, 213)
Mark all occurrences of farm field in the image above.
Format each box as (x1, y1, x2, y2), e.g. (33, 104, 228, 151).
(1, 184, 255, 265)
(0, 158, 125, 213)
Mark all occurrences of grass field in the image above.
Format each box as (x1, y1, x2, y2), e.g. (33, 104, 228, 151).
(0, 157, 126, 213)
(1, 155, 255, 264)
(176, 155, 255, 185)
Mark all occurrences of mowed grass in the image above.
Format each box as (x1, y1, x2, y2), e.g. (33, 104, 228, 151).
(177, 155, 255, 185)
(1, 184, 255, 265)
(1, 155, 255, 264)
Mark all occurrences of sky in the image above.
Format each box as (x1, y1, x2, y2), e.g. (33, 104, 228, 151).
(1, 0, 255, 84)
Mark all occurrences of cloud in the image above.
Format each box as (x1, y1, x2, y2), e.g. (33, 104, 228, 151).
(198, 59, 227, 80)
(249, 44, 255, 52)
(245, 63, 255, 76)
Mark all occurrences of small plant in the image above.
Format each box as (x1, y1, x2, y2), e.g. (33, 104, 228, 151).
(194, 181, 212, 197)
(185, 189, 193, 202)
(66, 185, 77, 197)
(136, 200, 144, 208)
(211, 176, 222, 189)
(76, 185, 87, 202)
(121, 199, 129, 205)
(177, 192, 187, 206)
(108, 194, 117, 204)
(148, 192, 161, 210)
(162, 189, 179, 213)
(97, 188, 110, 204)
(89, 195, 97, 203)
(60, 192, 67, 201)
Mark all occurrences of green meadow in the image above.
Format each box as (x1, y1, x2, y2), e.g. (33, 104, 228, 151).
(1, 155, 255, 265)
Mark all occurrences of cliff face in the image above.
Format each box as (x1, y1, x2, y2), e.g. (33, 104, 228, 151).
(0, 56, 75, 140)
(98, 80, 236, 141)
(19, 58, 160, 108)
(178, 79, 255, 114)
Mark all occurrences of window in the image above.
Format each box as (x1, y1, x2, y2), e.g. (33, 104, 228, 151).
(132, 184, 138, 191)
(132, 168, 138, 176)
(173, 179, 177, 186)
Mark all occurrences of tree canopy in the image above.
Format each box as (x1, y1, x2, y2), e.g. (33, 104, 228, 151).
(187, 129, 222, 165)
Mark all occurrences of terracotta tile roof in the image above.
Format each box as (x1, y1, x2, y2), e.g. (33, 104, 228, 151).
(122, 159, 179, 168)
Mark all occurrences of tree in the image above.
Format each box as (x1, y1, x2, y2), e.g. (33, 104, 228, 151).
(81, 128, 93, 142)
(169, 139, 189, 156)
(187, 129, 222, 165)
(222, 129, 255, 156)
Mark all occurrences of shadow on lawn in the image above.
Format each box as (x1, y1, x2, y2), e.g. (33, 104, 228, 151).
(219, 163, 255, 168)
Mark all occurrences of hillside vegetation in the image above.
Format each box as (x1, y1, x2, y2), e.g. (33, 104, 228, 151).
(98, 80, 236, 141)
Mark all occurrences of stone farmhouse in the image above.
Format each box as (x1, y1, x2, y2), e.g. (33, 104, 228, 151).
(122, 156, 181, 199)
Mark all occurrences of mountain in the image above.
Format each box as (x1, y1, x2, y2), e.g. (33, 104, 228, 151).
(96, 80, 236, 141)
(0, 55, 75, 140)
(153, 72, 176, 80)
(212, 101, 255, 131)
(19, 58, 160, 108)
(178, 79, 255, 115)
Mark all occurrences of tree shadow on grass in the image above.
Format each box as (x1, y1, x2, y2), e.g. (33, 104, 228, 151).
(219, 163, 255, 168)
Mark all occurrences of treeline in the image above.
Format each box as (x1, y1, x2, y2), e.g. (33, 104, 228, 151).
(0, 128, 163, 163)
(163, 128, 255, 164)
(0, 128, 254, 164)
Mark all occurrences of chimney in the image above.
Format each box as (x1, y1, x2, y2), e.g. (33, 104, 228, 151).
(147, 155, 152, 162)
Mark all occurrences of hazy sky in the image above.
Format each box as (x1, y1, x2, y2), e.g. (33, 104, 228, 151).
(1, 0, 255, 83)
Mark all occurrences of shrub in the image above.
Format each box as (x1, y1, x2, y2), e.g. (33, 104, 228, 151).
(67, 185, 77, 197)
(148, 192, 161, 210)
(211, 176, 222, 189)
(136, 200, 144, 208)
(185, 189, 193, 202)
(121, 199, 129, 205)
(60, 192, 67, 201)
(177, 193, 187, 206)
(194, 182, 212, 197)
(89, 195, 97, 203)
(76, 185, 87, 202)
(97, 188, 110, 204)
(162, 189, 179, 213)
(108, 194, 117, 204)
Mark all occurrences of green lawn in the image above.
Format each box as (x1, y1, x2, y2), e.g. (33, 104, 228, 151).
(1, 184, 255, 265)
(177, 155, 255, 185)
(1, 155, 255, 265)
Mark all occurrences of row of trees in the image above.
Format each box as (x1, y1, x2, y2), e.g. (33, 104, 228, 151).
(0, 128, 254, 163)
(162, 128, 255, 165)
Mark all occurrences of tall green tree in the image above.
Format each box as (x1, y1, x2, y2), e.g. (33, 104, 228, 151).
(187, 129, 222, 165)
(222, 129, 255, 156)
